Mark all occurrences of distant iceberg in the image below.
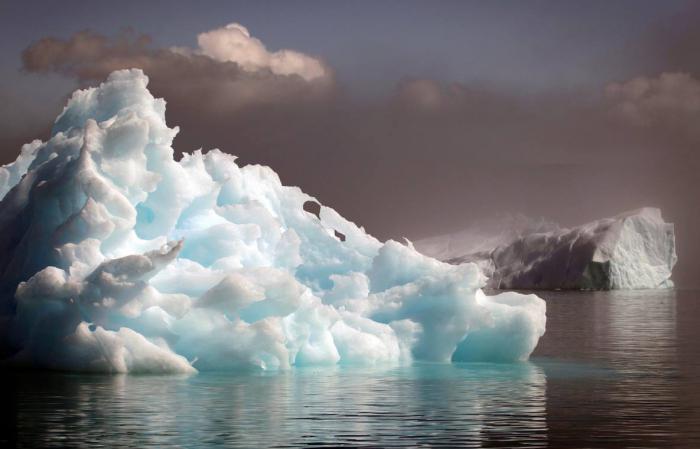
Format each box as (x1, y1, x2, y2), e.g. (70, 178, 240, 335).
(0, 70, 545, 373)
(416, 208, 677, 290)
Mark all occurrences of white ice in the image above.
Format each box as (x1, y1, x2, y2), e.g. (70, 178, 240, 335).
(417, 208, 677, 290)
(0, 70, 546, 373)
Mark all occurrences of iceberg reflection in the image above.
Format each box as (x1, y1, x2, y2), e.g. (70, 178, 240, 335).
(6, 363, 547, 448)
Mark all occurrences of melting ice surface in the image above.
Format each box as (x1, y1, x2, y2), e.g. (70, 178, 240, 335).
(0, 70, 545, 373)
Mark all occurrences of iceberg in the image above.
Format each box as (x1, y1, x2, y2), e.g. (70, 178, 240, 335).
(416, 209, 677, 290)
(0, 70, 545, 373)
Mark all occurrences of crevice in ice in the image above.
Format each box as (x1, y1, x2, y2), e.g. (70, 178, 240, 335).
(303, 200, 321, 219)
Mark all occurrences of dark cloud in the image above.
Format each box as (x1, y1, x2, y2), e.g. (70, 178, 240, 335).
(13, 26, 700, 288)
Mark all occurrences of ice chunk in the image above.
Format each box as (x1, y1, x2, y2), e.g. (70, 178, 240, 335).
(417, 208, 677, 290)
(0, 69, 546, 373)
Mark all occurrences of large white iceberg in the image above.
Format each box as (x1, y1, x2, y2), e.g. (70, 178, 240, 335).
(0, 70, 545, 373)
(416, 209, 677, 290)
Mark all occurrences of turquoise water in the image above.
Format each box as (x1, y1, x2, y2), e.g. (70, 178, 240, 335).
(4, 290, 700, 448)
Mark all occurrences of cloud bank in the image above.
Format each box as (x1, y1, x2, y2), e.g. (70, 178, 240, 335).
(22, 25, 333, 113)
(606, 72, 700, 136)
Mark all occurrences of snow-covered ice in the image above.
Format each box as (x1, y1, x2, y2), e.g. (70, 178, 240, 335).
(0, 70, 546, 373)
(416, 209, 677, 290)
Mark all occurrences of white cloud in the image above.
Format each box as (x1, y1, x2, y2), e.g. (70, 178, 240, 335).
(196, 23, 326, 81)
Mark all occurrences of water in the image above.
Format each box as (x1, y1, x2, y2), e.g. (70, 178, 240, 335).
(3, 289, 700, 448)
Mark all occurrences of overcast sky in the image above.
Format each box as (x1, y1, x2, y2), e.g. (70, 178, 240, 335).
(1, 0, 699, 286)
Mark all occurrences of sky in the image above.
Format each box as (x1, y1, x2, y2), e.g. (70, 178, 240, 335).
(0, 0, 699, 286)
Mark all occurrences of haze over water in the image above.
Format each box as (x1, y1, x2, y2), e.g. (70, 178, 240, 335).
(4, 289, 699, 448)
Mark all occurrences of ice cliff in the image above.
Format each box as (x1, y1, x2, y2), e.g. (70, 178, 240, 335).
(416, 209, 677, 290)
(0, 70, 545, 373)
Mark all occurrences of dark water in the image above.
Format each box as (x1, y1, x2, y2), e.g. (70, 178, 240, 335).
(3, 290, 700, 448)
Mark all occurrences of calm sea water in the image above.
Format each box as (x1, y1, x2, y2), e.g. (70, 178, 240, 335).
(3, 290, 699, 448)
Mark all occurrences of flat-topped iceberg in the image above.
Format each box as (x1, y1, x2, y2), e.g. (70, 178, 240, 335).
(0, 70, 545, 373)
(417, 208, 677, 290)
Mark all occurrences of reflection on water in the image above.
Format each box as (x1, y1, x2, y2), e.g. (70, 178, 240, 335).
(533, 289, 699, 448)
(3, 290, 700, 448)
(5, 364, 547, 448)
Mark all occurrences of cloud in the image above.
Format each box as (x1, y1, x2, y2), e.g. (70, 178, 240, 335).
(22, 26, 333, 113)
(394, 79, 447, 110)
(23, 30, 152, 80)
(195, 23, 326, 81)
(24, 24, 328, 83)
(606, 72, 700, 132)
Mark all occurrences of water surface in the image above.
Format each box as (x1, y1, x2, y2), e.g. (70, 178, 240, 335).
(4, 289, 699, 448)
